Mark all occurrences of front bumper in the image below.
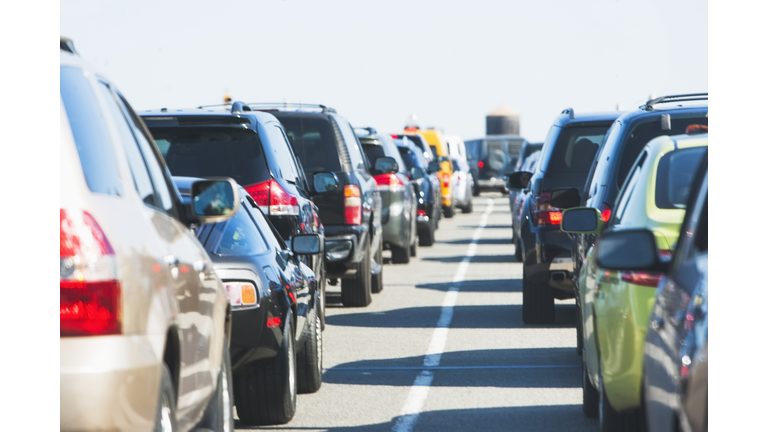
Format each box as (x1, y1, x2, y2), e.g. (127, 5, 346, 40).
(61, 334, 165, 432)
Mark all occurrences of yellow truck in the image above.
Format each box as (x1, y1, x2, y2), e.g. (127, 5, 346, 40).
(402, 127, 456, 217)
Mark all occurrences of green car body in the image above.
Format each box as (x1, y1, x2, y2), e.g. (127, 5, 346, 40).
(568, 133, 708, 412)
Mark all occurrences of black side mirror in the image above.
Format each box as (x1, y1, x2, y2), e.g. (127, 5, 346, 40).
(427, 160, 441, 174)
(506, 171, 533, 189)
(561, 207, 602, 234)
(291, 234, 324, 255)
(410, 167, 425, 180)
(373, 156, 398, 174)
(550, 188, 582, 209)
(190, 178, 239, 223)
(595, 229, 668, 273)
(312, 172, 340, 194)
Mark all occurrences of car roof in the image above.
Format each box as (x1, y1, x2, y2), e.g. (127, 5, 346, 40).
(551, 110, 624, 127)
(141, 105, 281, 125)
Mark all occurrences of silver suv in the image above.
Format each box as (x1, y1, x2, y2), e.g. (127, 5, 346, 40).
(60, 41, 236, 432)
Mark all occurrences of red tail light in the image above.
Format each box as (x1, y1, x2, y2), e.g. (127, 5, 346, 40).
(442, 173, 451, 188)
(60, 209, 121, 336)
(533, 192, 562, 226)
(478, 161, 484, 169)
(344, 185, 362, 225)
(374, 173, 406, 192)
(620, 271, 662, 287)
(417, 209, 427, 217)
(600, 203, 612, 223)
(266, 317, 281, 328)
(245, 179, 299, 216)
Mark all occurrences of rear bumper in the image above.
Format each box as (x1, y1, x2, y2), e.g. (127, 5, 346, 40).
(521, 223, 575, 294)
(323, 224, 368, 278)
(60, 334, 165, 432)
(477, 178, 506, 189)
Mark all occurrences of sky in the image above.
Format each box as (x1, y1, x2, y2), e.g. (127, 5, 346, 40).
(60, 0, 707, 142)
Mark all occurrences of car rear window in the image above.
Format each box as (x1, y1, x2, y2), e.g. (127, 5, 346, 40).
(655, 146, 707, 209)
(397, 147, 421, 170)
(362, 144, 386, 165)
(542, 123, 612, 174)
(60, 66, 123, 196)
(278, 117, 342, 174)
(148, 127, 270, 188)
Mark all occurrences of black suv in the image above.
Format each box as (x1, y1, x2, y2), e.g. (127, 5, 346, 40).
(508, 109, 622, 324)
(551, 93, 708, 351)
(141, 102, 330, 324)
(263, 104, 384, 307)
(465, 135, 529, 194)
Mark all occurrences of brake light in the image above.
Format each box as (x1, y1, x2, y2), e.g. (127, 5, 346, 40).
(478, 161, 484, 169)
(391, 134, 399, 139)
(60, 209, 121, 336)
(533, 191, 562, 226)
(344, 185, 362, 225)
(620, 271, 662, 287)
(245, 180, 299, 216)
(266, 316, 281, 328)
(374, 173, 406, 192)
(442, 173, 451, 188)
(600, 203, 612, 223)
(417, 209, 427, 217)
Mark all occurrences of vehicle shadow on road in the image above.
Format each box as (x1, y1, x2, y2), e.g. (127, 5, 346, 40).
(420, 254, 515, 263)
(235, 404, 596, 431)
(324, 303, 576, 329)
(416, 278, 522, 293)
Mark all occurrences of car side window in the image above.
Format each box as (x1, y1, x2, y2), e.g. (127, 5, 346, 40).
(96, 82, 157, 207)
(278, 125, 310, 192)
(612, 151, 647, 226)
(213, 203, 268, 256)
(335, 117, 368, 175)
(245, 198, 288, 251)
(264, 123, 300, 184)
(115, 92, 175, 213)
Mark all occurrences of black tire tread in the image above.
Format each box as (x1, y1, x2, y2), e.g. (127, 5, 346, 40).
(391, 245, 410, 264)
(341, 244, 372, 306)
(521, 268, 555, 324)
(371, 239, 384, 293)
(296, 306, 322, 394)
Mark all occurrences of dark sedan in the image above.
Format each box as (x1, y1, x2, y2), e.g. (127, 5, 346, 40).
(174, 177, 324, 426)
(395, 136, 442, 246)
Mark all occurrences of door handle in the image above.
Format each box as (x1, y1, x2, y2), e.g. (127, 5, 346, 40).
(164, 255, 179, 267)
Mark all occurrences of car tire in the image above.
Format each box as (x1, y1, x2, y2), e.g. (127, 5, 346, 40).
(391, 245, 410, 264)
(341, 242, 372, 306)
(371, 238, 384, 293)
(418, 224, 435, 247)
(444, 202, 456, 218)
(234, 314, 297, 425)
(197, 335, 234, 432)
(583, 354, 599, 418)
(318, 269, 326, 331)
(410, 241, 417, 257)
(513, 236, 522, 263)
(598, 363, 643, 432)
(296, 302, 322, 394)
(462, 197, 473, 213)
(153, 364, 177, 432)
(576, 303, 584, 356)
(521, 266, 555, 324)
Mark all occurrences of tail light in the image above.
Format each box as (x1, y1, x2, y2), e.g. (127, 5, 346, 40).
(374, 173, 406, 192)
(600, 203, 612, 223)
(478, 161, 484, 169)
(417, 209, 427, 217)
(442, 173, 451, 188)
(532, 191, 563, 226)
(60, 209, 121, 336)
(245, 179, 299, 216)
(620, 271, 662, 287)
(344, 185, 362, 225)
(224, 282, 258, 309)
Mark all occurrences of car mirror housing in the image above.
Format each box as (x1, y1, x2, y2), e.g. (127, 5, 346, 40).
(560, 207, 602, 234)
(373, 156, 398, 175)
(427, 160, 441, 174)
(595, 229, 668, 272)
(506, 171, 532, 189)
(190, 178, 239, 224)
(312, 171, 340, 194)
(550, 188, 581, 209)
(291, 234, 324, 255)
(410, 167, 425, 180)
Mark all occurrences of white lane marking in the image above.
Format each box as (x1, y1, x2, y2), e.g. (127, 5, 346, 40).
(392, 198, 494, 432)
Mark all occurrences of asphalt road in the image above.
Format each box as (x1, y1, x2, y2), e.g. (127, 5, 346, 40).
(236, 194, 598, 431)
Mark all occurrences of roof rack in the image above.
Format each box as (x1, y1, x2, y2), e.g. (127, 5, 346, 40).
(640, 93, 708, 111)
(60, 37, 78, 56)
(246, 102, 337, 114)
(230, 101, 252, 114)
(561, 108, 574, 119)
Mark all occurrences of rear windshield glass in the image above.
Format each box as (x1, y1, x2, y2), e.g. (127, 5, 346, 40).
(213, 205, 268, 256)
(544, 124, 611, 174)
(655, 146, 707, 209)
(398, 147, 421, 170)
(465, 140, 482, 160)
(362, 144, 386, 165)
(277, 117, 342, 174)
(149, 127, 270, 187)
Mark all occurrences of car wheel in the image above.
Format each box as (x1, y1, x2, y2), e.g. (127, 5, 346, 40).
(341, 242, 372, 306)
(297, 301, 322, 394)
(521, 266, 555, 324)
(197, 335, 234, 432)
(418, 224, 435, 247)
(410, 241, 417, 257)
(319, 268, 327, 331)
(444, 202, 456, 218)
(153, 364, 177, 432)
(462, 197, 473, 213)
(576, 303, 584, 355)
(513, 236, 522, 263)
(583, 354, 599, 418)
(371, 238, 384, 293)
(598, 362, 643, 432)
(391, 245, 410, 264)
(234, 314, 297, 425)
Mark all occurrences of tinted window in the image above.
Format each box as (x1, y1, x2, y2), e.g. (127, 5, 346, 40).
(150, 127, 270, 188)
(263, 124, 300, 183)
(543, 124, 612, 174)
(655, 146, 707, 209)
(362, 144, 387, 167)
(245, 199, 287, 250)
(278, 116, 342, 174)
(398, 147, 421, 170)
(60, 67, 122, 196)
(213, 205, 268, 256)
(336, 118, 367, 174)
(464, 140, 482, 161)
(613, 151, 647, 225)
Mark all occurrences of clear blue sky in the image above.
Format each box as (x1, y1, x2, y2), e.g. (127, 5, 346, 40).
(61, 0, 707, 142)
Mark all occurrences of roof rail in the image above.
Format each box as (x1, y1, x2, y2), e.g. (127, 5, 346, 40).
(354, 127, 378, 138)
(231, 101, 252, 114)
(60, 37, 78, 56)
(640, 93, 708, 111)
(561, 108, 574, 119)
(246, 102, 337, 114)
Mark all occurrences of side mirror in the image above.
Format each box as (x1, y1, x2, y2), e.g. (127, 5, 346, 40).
(373, 156, 398, 174)
(410, 167, 425, 180)
(291, 234, 324, 255)
(560, 207, 602, 234)
(312, 171, 339, 194)
(595, 229, 667, 272)
(190, 178, 239, 223)
(550, 188, 581, 209)
(506, 171, 533, 189)
(427, 160, 441, 174)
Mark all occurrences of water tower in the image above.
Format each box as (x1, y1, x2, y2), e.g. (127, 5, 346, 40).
(486, 104, 520, 136)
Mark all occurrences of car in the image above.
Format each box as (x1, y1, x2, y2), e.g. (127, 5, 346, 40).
(392, 131, 435, 163)
(174, 178, 325, 425)
(512, 141, 544, 174)
(580, 149, 708, 432)
(141, 103, 330, 329)
(550, 94, 708, 354)
(263, 103, 384, 306)
(401, 127, 458, 218)
(356, 127, 419, 263)
(560, 131, 707, 430)
(395, 136, 443, 246)
(450, 156, 474, 213)
(507, 108, 622, 324)
(510, 149, 541, 259)
(60, 42, 236, 432)
(464, 134, 528, 194)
